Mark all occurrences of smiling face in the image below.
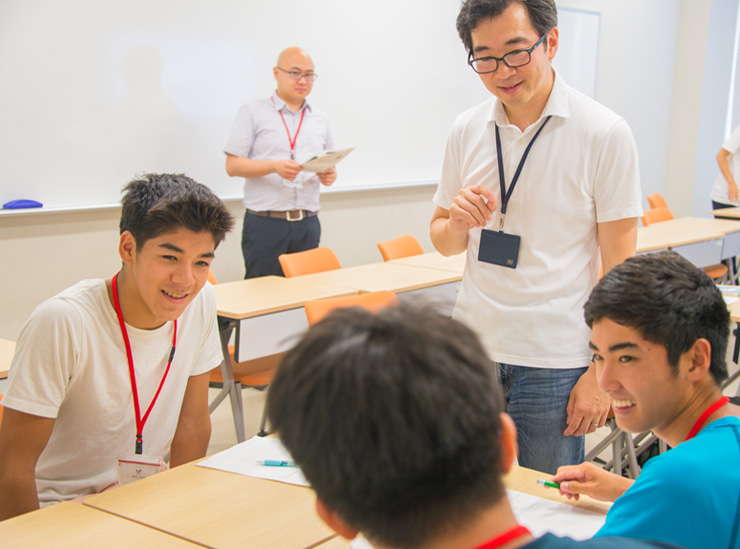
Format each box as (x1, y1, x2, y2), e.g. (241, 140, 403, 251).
(589, 318, 693, 437)
(470, 3, 557, 127)
(117, 227, 216, 329)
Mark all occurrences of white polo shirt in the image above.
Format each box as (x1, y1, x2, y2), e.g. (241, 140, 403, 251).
(434, 71, 642, 369)
(224, 93, 334, 212)
(710, 124, 740, 206)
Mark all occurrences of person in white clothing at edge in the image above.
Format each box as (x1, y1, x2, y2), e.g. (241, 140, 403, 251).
(430, 0, 643, 474)
(711, 124, 740, 210)
(224, 46, 337, 278)
(0, 173, 235, 521)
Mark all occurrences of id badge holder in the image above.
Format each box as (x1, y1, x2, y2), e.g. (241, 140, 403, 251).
(117, 454, 167, 486)
(478, 228, 521, 269)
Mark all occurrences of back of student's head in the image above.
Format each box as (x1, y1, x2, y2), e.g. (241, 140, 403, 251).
(266, 303, 507, 549)
(119, 173, 234, 248)
(584, 251, 729, 385)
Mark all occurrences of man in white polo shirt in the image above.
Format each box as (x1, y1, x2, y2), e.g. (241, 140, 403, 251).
(224, 46, 336, 278)
(430, 0, 642, 473)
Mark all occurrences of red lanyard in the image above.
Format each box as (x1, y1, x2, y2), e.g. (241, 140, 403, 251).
(474, 525, 532, 549)
(272, 96, 306, 160)
(685, 395, 730, 441)
(111, 272, 177, 455)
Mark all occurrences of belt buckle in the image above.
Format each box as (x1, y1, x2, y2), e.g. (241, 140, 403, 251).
(286, 209, 304, 222)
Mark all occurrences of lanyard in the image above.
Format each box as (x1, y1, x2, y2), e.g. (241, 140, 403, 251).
(685, 395, 730, 441)
(495, 116, 552, 230)
(473, 525, 532, 549)
(111, 272, 177, 455)
(272, 97, 306, 160)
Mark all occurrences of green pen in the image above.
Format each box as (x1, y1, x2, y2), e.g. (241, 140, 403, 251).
(537, 479, 560, 489)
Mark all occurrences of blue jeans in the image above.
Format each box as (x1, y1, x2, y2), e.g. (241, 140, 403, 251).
(498, 363, 588, 474)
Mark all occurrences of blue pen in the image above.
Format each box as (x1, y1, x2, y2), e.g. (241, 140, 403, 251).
(259, 459, 298, 467)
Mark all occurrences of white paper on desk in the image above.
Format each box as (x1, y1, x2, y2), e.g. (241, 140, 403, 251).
(299, 147, 355, 172)
(724, 295, 738, 305)
(507, 489, 606, 540)
(197, 436, 309, 487)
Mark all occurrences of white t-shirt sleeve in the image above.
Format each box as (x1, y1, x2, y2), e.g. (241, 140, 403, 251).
(191, 282, 225, 377)
(3, 299, 82, 418)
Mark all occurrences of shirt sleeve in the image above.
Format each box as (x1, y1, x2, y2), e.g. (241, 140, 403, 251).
(191, 282, 225, 377)
(723, 124, 740, 155)
(2, 299, 82, 418)
(593, 118, 643, 223)
(433, 122, 464, 210)
(224, 103, 256, 159)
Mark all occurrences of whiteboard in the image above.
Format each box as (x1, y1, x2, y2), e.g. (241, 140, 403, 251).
(0, 1, 598, 209)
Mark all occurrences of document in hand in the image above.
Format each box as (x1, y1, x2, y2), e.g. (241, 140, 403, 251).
(300, 147, 356, 172)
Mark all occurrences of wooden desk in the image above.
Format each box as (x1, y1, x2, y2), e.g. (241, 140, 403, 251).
(0, 501, 199, 547)
(388, 251, 466, 274)
(713, 207, 740, 219)
(0, 338, 15, 379)
(83, 460, 335, 549)
(293, 261, 462, 294)
(312, 465, 609, 548)
(637, 217, 725, 266)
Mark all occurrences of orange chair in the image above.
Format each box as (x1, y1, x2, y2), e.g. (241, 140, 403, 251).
(279, 247, 342, 277)
(642, 207, 728, 280)
(304, 290, 400, 326)
(206, 270, 278, 439)
(0, 393, 3, 426)
(647, 193, 668, 209)
(377, 234, 424, 262)
(641, 206, 674, 226)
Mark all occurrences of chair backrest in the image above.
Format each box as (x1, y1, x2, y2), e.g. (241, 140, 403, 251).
(647, 193, 668, 209)
(304, 291, 399, 326)
(279, 247, 342, 277)
(207, 269, 218, 285)
(642, 206, 674, 226)
(377, 234, 424, 262)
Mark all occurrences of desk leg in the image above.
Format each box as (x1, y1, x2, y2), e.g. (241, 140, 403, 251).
(217, 317, 246, 443)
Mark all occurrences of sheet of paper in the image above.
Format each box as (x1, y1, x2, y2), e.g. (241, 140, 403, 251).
(197, 436, 309, 487)
(300, 147, 355, 172)
(507, 489, 606, 540)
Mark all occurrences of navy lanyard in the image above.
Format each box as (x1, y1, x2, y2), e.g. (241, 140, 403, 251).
(494, 116, 552, 230)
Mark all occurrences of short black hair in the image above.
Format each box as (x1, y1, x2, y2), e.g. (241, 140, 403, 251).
(119, 173, 234, 248)
(456, 0, 558, 55)
(584, 251, 729, 385)
(267, 304, 506, 549)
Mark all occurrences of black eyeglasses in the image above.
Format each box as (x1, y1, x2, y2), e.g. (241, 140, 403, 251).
(276, 66, 318, 82)
(467, 33, 547, 74)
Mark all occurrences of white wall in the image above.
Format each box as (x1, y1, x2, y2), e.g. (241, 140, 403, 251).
(0, 1, 728, 341)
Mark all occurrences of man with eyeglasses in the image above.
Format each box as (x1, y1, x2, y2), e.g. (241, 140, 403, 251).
(430, 0, 642, 474)
(225, 47, 336, 278)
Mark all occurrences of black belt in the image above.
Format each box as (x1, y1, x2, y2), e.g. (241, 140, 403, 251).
(246, 209, 318, 222)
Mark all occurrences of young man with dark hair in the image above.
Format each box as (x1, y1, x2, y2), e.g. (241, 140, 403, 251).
(552, 251, 740, 548)
(430, 0, 642, 473)
(0, 173, 234, 521)
(267, 303, 681, 549)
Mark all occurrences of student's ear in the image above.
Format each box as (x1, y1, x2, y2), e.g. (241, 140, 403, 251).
(118, 231, 137, 266)
(499, 413, 518, 474)
(315, 498, 358, 540)
(685, 338, 712, 382)
(545, 27, 559, 61)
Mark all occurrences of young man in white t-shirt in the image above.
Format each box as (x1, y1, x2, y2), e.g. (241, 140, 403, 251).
(0, 173, 234, 521)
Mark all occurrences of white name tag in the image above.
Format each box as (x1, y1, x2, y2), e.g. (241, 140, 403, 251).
(116, 455, 167, 485)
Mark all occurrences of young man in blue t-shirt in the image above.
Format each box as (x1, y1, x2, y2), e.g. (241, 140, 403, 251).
(553, 251, 740, 548)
